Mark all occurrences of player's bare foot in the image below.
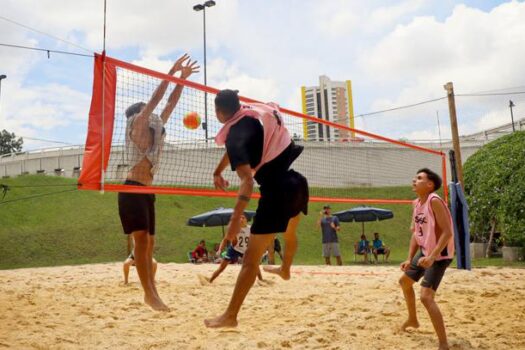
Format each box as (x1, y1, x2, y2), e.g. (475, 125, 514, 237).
(204, 313, 238, 328)
(263, 266, 290, 280)
(144, 295, 170, 311)
(400, 319, 420, 331)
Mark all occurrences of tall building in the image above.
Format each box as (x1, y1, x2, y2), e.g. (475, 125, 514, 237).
(301, 75, 355, 141)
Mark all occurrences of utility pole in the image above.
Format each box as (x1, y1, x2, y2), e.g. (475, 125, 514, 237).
(509, 100, 516, 132)
(444, 82, 464, 187)
(193, 1, 216, 142)
(0, 75, 6, 113)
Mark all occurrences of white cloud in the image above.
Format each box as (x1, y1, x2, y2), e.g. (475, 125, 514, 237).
(2, 0, 525, 151)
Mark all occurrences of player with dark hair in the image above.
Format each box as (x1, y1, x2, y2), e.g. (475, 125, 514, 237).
(399, 168, 454, 350)
(204, 89, 308, 328)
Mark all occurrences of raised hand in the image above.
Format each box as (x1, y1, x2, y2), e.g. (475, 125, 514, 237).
(171, 53, 190, 74)
(180, 59, 200, 79)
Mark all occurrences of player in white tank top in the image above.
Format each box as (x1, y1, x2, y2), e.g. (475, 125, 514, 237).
(201, 215, 266, 284)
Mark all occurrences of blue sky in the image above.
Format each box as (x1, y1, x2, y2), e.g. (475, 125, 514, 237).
(1, 0, 524, 151)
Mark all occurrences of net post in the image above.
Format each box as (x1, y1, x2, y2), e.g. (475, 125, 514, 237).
(442, 153, 448, 204)
(100, 50, 106, 194)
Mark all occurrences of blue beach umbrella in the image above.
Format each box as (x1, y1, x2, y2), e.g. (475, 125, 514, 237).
(332, 206, 394, 235)
(187, 207, 256, 236)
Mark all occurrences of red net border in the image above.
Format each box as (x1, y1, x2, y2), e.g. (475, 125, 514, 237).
(78, 53, 448, 205)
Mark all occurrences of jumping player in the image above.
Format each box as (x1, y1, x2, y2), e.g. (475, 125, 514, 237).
(204, 89, 308, 328)
(118, 54, 199, 311)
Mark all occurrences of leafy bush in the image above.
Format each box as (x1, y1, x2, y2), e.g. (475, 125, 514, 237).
(463, 131, 525, 246)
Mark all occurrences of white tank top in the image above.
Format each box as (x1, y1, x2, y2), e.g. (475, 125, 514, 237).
(234, 226, 251, 254)
(125, 113, 165, 176)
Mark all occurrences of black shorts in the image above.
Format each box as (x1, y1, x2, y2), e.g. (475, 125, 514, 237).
(375, 248, 386, 254)
(405, 251, 451, 291)
(251, 169, 309, 234)
(118, 180, 156, 235)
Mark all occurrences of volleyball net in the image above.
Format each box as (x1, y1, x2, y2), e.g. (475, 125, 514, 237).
(79, 54, 447, 204)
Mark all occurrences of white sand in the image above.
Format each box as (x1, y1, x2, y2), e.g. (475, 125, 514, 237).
(1, 263, 524, 349)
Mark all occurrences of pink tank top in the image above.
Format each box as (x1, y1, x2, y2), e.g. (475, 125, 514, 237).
(412, 193, 455, 260)
(215, 102, 291, 172)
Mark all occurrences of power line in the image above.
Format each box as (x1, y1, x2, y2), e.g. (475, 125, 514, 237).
(0, 188, 77, 205)
(354, 88, 525, 119)
(456, 85, 525, 94)
(1, 183, 78, 188)
(0, 43, 92, 58)
(20, 136, 75, 145)
(0, 15, 92, 53)
(354, 97, 447, 118)
(456, 91, 525, 97)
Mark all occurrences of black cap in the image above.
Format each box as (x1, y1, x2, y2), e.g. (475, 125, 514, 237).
(323, 205, 331, 209)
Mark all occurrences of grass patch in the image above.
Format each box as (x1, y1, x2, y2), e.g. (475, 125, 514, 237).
(1, 175, 522, 270)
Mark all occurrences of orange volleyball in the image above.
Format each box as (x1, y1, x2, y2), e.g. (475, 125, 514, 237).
(183, 112, 201, 130)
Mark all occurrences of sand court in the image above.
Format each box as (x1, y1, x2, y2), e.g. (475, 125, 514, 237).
(1, 263, 524, 349)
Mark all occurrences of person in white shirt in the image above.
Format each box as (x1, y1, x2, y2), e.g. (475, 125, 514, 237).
(204, 214, 263, 283)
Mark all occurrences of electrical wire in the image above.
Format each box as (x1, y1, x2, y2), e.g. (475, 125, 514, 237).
(19, 136, 75, 145)
(354, 97, 447, 118)
(0, 188, 77, 205)
(0, 15, 92, 53)
(0, 43, 93, 58)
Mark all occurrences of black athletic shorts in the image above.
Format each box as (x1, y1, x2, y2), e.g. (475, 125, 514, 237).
(118, 180, 156, 235)
(405, 251, 451, 291)
(251, 169, 309, 234)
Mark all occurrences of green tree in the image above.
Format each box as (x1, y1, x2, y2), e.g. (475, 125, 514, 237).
(0, 129, 23, 155)
(464, 131, 525, 247)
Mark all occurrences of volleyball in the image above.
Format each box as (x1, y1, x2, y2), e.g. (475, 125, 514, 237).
(183, 112, 201, 130)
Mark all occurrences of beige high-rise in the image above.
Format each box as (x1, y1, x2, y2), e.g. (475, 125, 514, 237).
(301, 75, 355, 141)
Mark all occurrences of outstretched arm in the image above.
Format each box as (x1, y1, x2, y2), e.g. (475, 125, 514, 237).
(160, 56, 200, 124)
(137, 55, 190, 124)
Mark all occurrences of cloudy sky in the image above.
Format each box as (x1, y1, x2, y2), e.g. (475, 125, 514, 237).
(1, 0, 525, 151)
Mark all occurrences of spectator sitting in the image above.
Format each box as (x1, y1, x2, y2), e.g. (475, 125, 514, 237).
(355, 234, 370, 264)
(192, 240, 209, 263)
(372, 232, 391, 263)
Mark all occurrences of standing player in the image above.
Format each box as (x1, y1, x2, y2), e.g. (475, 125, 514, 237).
(118, 54, 199, 311)
(399, 168, 455, 350)
(204, 89, 308, 328)
(204, 214, 264, 283)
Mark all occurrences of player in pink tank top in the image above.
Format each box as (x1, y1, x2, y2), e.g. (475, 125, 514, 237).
(399, 168, 454, 350)
(205, 89, 308, 329)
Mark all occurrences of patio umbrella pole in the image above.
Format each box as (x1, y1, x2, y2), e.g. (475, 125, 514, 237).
(362, 222, 365, 236)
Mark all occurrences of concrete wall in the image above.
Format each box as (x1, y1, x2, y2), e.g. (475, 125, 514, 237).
(1, 142, 483, 188)
(1, 147, 83, 178)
